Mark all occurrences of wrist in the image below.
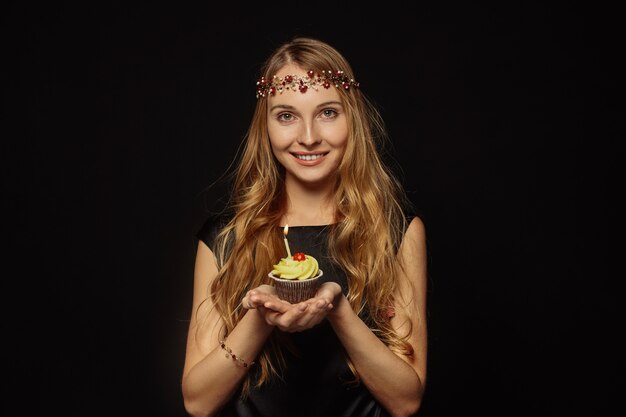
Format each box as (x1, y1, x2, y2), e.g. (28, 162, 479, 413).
(327, 293, 351, 322)
(246, 307, 275, 334)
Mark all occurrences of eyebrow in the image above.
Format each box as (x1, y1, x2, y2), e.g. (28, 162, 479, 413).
(269, 101, 343, 112)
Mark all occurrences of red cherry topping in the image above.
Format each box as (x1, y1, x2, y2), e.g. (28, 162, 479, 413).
(293, 252, 306, 261)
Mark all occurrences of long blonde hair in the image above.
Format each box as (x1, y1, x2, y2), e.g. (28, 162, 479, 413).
(203, 37, 415, 393)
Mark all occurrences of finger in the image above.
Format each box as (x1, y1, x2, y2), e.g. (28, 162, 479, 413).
(264, 310, 281, 327)
(295, 309, 329, 330)
(245, 296, 259, 309)
(263, 299, 297, 314)
(250, 292, 275, 307)
(303, 298, 329, 313)
(266, 310, 304, 332)
(274, 305, 309, 329)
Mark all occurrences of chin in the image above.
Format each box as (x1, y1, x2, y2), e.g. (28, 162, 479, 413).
(290, 171, 337, 187)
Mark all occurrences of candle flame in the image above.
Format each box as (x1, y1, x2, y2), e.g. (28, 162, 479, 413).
(283, 224, 289, 236)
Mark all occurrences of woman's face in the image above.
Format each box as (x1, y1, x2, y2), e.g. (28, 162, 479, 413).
(267, 64, 349, 189)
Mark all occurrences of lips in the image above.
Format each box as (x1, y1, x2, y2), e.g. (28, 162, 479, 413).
(290, 152, 329, 166)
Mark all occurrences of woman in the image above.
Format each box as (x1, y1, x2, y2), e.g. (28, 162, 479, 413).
(182, 37, 428, 417)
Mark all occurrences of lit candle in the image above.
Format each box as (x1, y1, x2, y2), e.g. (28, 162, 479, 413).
(283, 224, 292, 258)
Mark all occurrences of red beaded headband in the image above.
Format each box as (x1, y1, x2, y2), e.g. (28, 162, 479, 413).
(255, 69, 360, 99)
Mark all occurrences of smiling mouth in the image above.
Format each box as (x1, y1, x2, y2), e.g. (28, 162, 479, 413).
(291, 152, 329, 161)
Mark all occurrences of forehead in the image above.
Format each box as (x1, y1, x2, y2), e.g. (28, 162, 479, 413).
(267, 64, 343, 108)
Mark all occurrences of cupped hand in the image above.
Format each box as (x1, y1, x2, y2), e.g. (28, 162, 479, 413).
(242, 285, 276, 310)
(255, 282, 343, 332)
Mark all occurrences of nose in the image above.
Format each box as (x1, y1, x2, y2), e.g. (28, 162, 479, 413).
(297, 122, 321, 146)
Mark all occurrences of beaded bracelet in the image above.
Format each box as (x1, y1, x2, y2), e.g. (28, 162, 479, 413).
(219, 340, 256, 368)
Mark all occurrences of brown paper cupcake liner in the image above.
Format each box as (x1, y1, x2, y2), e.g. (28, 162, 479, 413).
(268, 270, 323, 304)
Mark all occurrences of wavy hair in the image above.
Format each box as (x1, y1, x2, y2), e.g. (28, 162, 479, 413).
(201, 37, 417, 395)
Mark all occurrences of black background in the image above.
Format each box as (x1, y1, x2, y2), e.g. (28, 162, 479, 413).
(3, 2, 620, 416)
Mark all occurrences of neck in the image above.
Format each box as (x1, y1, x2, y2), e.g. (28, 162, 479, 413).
(283, 175, 337, 226)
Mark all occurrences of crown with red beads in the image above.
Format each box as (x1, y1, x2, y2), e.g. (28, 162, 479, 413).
(255, 69, 360, 99)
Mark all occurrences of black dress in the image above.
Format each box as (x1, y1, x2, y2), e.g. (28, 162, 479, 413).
(196, 217, 392, 417)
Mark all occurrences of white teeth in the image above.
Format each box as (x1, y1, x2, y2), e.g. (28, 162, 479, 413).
(295, 154, 324, 161)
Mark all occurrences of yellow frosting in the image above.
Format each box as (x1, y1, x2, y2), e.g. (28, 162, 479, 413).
(271, 255, 319, 280)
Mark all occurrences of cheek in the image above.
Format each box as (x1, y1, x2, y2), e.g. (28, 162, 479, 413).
(321, 122, 349, 149)
(267, 125, 292, 151)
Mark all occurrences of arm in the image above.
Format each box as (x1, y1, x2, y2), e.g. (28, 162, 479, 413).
(326, 217, 428, 417)
(181, 241, 274, 417)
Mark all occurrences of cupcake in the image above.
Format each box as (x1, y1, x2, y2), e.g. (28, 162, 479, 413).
(268, 252, 323, 303)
